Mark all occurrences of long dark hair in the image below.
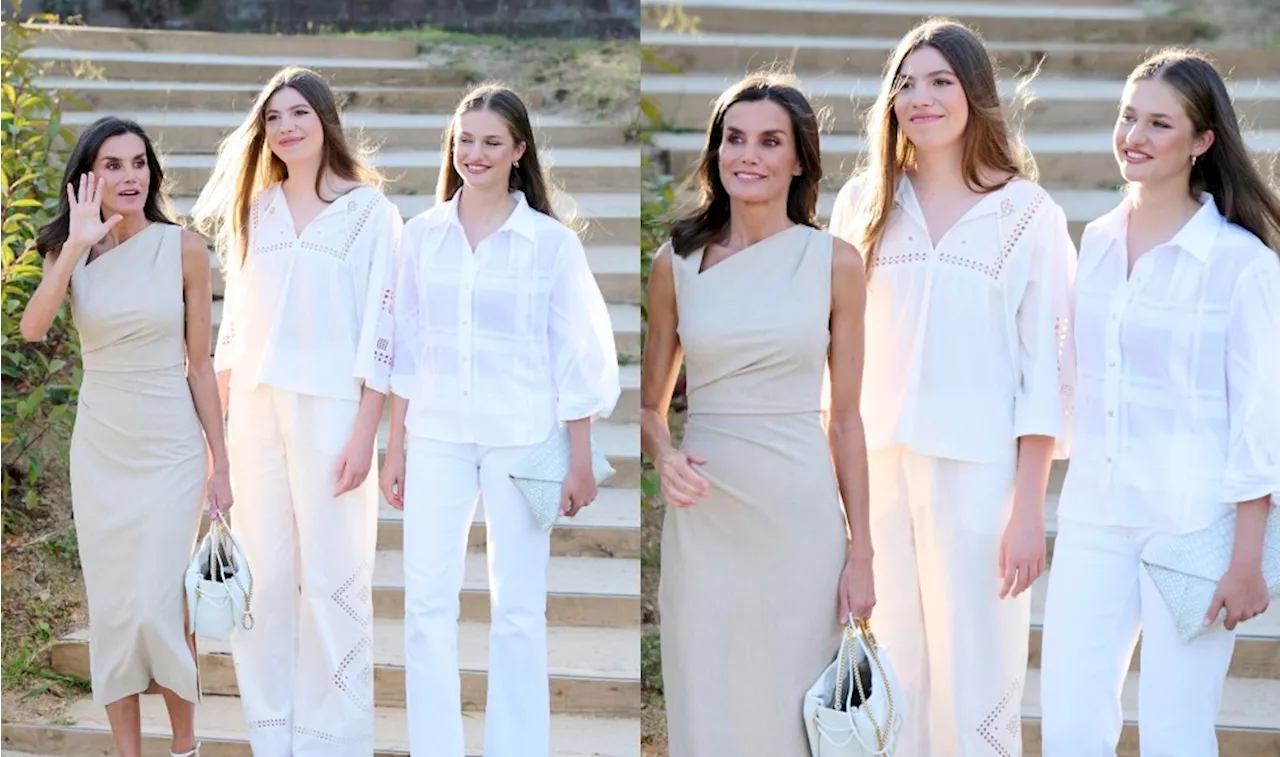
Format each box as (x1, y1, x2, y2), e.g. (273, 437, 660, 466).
(670, 72, 822, 257)
(438, 83, 557, 220)
(857, 18, 1033, 273)
(37, 116, 176, 257)
(190, 67, 384, 270)
(1128, 49, 1280, 253)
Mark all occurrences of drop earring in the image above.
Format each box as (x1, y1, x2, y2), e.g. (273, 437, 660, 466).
(514, 160, 520, 168)
(1191, 154, 1198, 166)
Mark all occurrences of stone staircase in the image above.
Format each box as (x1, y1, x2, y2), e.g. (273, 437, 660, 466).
(642, 1, 1280, 754)
(1, 24, 640, 757)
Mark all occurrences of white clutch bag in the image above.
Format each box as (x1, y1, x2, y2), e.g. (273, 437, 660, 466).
(1141, 502, 1279, 642)
(804, 620, 905, 757)
(184, 513, 255, 641)
(509, 425, 616, 532)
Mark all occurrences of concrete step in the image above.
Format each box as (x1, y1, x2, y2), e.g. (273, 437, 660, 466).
(1020, 669, 1280, 756)
(62, 109, 631, 152)
(642, 73, 1280, 134)
(50, 619, 640, 716)
(373, 549, 641, 627)
(28, 48, 472, 88)
(0, 693, 641, 757)
(26, 24, 421, 60)
(38, 76, 469, 113)
(174, 192, 642, 247)
(652, 130, 1280, 191)
(639, 0, 1202, 45)
(377, 419, 641, 489)
(377, 481, 641, 558)
(159, 148, 640, 196)
(640, 30, 1280, 80)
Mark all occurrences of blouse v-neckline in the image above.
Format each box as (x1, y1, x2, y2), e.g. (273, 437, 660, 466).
(276, 185, 357, 238)
(902, 177, 1010, 250)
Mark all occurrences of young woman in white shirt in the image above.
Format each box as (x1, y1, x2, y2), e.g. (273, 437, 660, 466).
(829, 19, 1076, 756)
(1039, 49, 1279, 756)
(378, 84, 619, 757)
(191, 66, 401, 757)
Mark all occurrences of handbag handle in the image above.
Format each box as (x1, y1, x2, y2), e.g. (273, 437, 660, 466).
(829, 619, 896, 752)
(211, 513, 255, 631)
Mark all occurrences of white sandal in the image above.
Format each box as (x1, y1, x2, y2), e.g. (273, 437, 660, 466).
(171, 744, 200, 757)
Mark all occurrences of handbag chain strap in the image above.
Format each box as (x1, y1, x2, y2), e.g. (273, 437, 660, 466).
(212, 515, 256, 631)
(832, 620, 895, 751)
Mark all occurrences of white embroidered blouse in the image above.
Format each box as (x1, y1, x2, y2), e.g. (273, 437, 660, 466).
(830, 175, 1078, 464)
(1058, 195, 1280, 534)
(390, 190, 620, 446)
(213, 183, 402, 401)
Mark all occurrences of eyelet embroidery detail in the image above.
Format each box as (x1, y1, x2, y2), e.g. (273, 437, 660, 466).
(248, 718, 288, 729)
(300, 239, 345, 260)
(869, 249, 928, 269)
(216, 321, 236, 348)
(334, 634, 374, 712)
(1000, 197, 1015, 218)
(938, 189, 1047, 280)
(295, 725, 361, 743)
(253, 240, 292, 256)
(977, 676, 1023, 756)
(345, 196, 379, 251)
(332, 563, 372, 628)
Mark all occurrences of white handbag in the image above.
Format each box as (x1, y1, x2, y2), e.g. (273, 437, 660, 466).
(1141, 501, 1279, 642)
(184, 513, 255, 641)
(804, 620, 905, 757)
(509, 425, 616, 532)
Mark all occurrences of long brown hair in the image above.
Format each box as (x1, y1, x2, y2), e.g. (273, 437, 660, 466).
(1128, 49, 1280, 253)
(855, 18, 1034, 272)
(190, 66, 384, 270)
(670, 72, 822, 257)
(438, 83, 557, 220)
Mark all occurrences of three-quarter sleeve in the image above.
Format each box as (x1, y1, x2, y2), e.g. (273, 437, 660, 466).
(352, 196, 403, 395)
(548, 231, 620, 422)
(1013, 200, 1078, 457)
(212, 245, 243, 373)
(1221, 256, 1280, 504)
(390, 218, 423, 400)
(828, 176, 866, 253)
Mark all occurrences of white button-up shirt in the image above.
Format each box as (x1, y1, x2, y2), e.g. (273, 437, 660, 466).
(830, 175, 1077, 464)
(390, 190, 620, 446)
(1058, 195, 1280, 533)
(214, 184, 401, 400)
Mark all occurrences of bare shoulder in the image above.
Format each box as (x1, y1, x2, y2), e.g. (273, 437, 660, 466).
(180, 228, 211, 274)
(830, 236, 865, 282)
(651, 240, 677, 276)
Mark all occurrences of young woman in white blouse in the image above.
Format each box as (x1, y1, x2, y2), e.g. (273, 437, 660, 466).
(829, 19, 1076, 756)
(378, 84, 619, 757)
(191, 66, 401, 756)
(1039, 50, 1279, 756)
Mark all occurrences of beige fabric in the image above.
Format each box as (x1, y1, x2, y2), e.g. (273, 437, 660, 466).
(660, 225, 849, 756)
(69, 222, 204, 706)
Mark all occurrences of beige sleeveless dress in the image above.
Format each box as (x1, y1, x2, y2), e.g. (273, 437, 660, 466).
(69, 222, 205, 706)
(660, 225, 849, 756)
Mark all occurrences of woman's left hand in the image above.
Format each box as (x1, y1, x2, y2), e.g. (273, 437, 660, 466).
(334, 433, 375, 496)
(999, 505, 1046, 599)
(207, 466, 233, 516)
(1207, 563, 1271, 630)
(559, 463, 598, 518)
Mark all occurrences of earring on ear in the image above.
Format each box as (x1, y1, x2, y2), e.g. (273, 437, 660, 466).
(514, 160, 520, 168)
(1191, 154, 1198, 166)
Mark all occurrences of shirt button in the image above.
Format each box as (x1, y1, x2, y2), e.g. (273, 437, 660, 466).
(1105, 456, 1113, 463)
(1111, 314, 1118, 321)
(1107, 410, 1115, 417)
(1108, 360, 1116, 368)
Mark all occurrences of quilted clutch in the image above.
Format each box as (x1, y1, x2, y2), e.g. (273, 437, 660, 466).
(1141, 503, 1280, 642)
(510, 426, 616, 532)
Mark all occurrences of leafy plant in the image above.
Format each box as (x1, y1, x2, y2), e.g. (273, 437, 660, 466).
(2, 6, 84, 534)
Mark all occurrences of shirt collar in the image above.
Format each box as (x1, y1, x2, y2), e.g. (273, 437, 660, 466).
(1094, 191, 1222, 263)
(430, 188, 538, 243)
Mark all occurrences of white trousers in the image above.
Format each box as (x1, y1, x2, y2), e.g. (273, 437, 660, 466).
(403, 436, 551, 757)
(227, 385, 378, 757)
(869, 446, 1031, 757)
(1040, 518, 1236, 757)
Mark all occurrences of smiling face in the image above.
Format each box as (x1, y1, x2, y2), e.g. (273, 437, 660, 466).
(893, 45, 970, 154)
(1114, 77, 1213, 186)
(92, 132, 150, 218)
(452, 108, 526, 192)
(716, 98, 801, 204)
(264, 86, 324, 166)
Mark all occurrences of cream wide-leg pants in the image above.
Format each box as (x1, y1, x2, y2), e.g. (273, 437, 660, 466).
(868, 445, 1031, 757)
(402, 436, 552, 757)
(227, 384, 378, 757)
(1039, 518, 1236, 757)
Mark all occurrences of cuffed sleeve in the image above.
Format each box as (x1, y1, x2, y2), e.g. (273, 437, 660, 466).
(352, 196, 403, 395)
(548, 231, 620, 422)
(212, 245, 242, 373)
(1013, 199, 1078, 458)
(389, 218, 423, 400)
(1221, 256, 1280, 504)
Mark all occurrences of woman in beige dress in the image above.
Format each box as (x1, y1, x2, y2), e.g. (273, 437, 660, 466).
(21, 116, 231, 757)
(640, 73, 875, 756)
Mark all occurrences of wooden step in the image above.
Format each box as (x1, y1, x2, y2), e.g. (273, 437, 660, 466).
(26, 24, 421, 59)
(50, 619, 640, 716)
(373, 550, 641, 628)
(1, 693, 641, 757)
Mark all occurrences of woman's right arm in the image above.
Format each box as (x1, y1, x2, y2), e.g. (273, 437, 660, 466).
(20, 250, 81, 341)
(640, 244, 707, 508)
(380, 220, 422, 511)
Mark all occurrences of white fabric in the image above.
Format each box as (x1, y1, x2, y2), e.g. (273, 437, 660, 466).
(867, 445, 1030, 757)
(1040, 518, 1236, 757)
(829, 176, 1077, 464)
(1058, 195, 1280, 534)
(390, 189, 620, 446)
(214, 183, 402, 399)
(402, 436, 551, 757)
(227, 384, 378, 757)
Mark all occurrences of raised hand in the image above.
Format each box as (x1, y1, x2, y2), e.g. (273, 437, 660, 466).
(65, 171, 123, 255)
